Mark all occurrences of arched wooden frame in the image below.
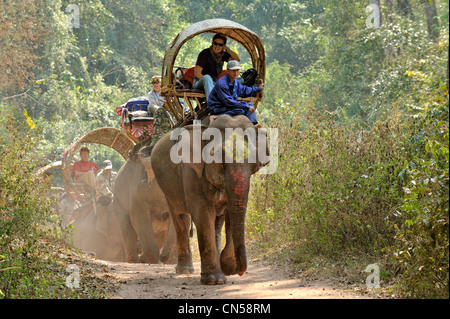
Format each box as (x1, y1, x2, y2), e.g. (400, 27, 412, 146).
(161, 19, 265, 124)
(61, 127, 135, 185)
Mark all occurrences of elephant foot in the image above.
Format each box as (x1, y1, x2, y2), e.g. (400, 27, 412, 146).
(201, 272, 227, 285)
(176, 265, 194, 274)
(160, 252, 177, 264)
(166, 254, 178, 264)
(126, 253, 139, 263)
(139, 254, 159, 264)
(159, 246, 171, 264)
(159, 253, 169, 264)
(175, 255, 194, 274)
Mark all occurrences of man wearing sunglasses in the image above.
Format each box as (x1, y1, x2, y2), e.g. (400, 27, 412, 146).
(148, 75, 167, 109)
(193, 33, 240, 99)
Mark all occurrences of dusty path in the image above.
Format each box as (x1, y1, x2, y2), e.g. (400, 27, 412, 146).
(97, 260, 370, 299)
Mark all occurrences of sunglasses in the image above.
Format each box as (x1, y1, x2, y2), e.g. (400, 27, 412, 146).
(152, 80, 160, 84)
(213, 41, 224, 47)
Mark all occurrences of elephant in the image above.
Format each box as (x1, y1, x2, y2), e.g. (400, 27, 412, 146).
(59, 195, 126, 261)
(151, 114, 269, 284)
(113, 156, 177, 264)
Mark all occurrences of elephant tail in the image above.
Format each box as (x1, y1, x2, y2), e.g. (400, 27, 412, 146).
(190, 219, 194, 238)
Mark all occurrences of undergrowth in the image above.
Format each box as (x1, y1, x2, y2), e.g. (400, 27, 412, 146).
(0, 118, 110, 298)
(247, 59, 448, 299)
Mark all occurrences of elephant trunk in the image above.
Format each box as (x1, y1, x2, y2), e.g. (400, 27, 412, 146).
(224, 164, 251, 276)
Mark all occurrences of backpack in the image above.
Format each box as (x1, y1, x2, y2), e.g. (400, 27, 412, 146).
(175, 67, 195, 89)
(241, 68, 258, 86)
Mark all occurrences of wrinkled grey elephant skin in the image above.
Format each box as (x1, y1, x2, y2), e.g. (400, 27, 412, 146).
(151, 115, 269, 285)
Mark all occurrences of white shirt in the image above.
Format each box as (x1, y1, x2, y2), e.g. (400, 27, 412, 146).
(148, 90, 166, 107)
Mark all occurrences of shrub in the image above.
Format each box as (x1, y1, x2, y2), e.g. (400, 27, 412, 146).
(387, 77, 449, 298)
(0, 116, 68, 298)
(248, 106, 409, 260)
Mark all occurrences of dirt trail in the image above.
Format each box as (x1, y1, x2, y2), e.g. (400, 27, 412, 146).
(96, 260, 371, 299)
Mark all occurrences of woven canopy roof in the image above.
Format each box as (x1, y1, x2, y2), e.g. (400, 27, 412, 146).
(61, 127, 134, 171)
(161, 19, 265, 87)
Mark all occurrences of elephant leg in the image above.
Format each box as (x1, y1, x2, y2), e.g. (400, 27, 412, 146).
(131, 207, 160, 264)
(79, 212, 97, 252)
(122, 220, 139, 263)
(175, 213, 194, 274)
(115, 206, 139, 263)
(159, 214, 178, 264)
(220, 213, 238, 276)
(193, 206, 227, 285)
(169, 201, 194, 274)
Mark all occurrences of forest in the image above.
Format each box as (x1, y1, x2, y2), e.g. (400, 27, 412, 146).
(0, 0, 448, 298)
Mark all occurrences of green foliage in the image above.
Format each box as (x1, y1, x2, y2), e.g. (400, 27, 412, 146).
(0, 120, 111, 298)
(248, 0, 449, 299)
(0, 0, 44, 95)
(0, 121, 60, 298)
(248, 107, 409, 257)
(386, 55, 449, 298)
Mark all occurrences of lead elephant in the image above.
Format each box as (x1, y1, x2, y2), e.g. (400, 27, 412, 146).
(113, 156, 177, 264)
(151, 115, 269, 284)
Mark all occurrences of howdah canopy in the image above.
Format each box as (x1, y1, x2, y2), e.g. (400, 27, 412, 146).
(161, 19, 266, 125)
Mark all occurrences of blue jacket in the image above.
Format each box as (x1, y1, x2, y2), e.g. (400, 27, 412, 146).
(207, 74, 261, 118)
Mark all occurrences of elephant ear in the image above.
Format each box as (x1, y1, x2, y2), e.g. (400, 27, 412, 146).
(139, 157, 155, 181)
(184, 124, 227, 183)
(187, 127, 205, 180)
(205, 160, 224, 187)
(178, 124, 209, 180)
(251, 128, 270, 174)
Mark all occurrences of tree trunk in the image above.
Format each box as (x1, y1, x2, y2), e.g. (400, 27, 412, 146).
(424, 0, 440, 41)
(447, 47, 449, 93)
(397, 0, 413, 18)
(382, 0, 398, 59)
(383, 0, 395, 24)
